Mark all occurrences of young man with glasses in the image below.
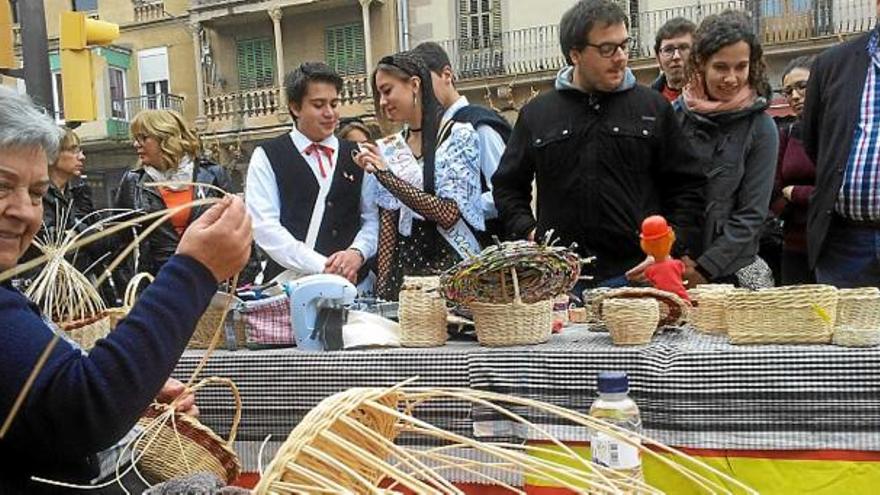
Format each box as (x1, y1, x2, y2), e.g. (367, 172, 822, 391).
(493, 0, 705, 294)
(651, 17, 696, 102)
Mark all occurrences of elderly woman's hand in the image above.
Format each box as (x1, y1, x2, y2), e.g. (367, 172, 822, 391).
(155, 378, 199, 417)
(352, 142, 386, 174)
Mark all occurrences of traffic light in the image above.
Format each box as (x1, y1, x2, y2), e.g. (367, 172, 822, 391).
(59, 11, 118, 122)
(0, 1, 13, 70)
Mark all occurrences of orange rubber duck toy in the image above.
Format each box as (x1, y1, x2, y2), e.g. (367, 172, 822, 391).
(640, 215, 690, 302)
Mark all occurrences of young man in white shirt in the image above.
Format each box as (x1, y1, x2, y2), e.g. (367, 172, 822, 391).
(246, 62, 378, 285)
(412, 42, 511, 243)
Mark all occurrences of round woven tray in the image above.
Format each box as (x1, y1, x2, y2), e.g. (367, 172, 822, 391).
(688, 285, 736, 335)
(593, 287, 689, 328)
(726, 285, 839, 344)
(134, 377, 241, 484)
(398, 276, 447, 347)
(602, 298, 660, 346)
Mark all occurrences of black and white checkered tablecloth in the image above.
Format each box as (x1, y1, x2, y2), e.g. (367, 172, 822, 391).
(174, 326, 880, 473)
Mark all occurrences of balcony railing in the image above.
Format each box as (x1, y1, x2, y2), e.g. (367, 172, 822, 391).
(437, 0, 877, 81)
(133, 1, 167, 23)
(204, 87, 281, 122)
(124, 93, 185, 119)
(203, 75, 371, 124)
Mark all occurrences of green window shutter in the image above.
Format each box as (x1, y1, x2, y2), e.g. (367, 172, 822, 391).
(236, 38, 276, 90)
(324, 24, 365, 76)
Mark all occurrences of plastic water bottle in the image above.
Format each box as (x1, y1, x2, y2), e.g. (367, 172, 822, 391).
(589, 371, 644, 484)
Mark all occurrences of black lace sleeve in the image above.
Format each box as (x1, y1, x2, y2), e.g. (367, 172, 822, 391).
(374, 169, 460, 230)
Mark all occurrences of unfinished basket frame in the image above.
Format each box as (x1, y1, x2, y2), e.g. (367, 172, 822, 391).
(398, 276, 448, 347)
(471, 268, 553, 347)
(255, 383, 757, 495)
(726, 285, 839, 345)
(602, 298, 660, 346)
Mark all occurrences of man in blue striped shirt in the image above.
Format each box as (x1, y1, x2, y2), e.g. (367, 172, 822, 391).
(804, 6, 880, 288)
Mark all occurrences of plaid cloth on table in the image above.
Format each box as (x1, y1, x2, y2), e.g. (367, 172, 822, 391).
(237, 294, 295, 348)
(174, 327, 880, 476)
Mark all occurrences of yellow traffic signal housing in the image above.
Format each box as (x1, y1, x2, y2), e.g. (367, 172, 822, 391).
(59, 12, 119, 122)
(0, 1, 13, 70)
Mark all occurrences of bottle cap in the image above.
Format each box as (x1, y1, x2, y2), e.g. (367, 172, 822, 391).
(597, 371, 629, 394)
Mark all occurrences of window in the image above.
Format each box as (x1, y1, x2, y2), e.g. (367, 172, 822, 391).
(236, 38, 275, 90)
(72, 0, 98, 12)
(138, 47, 169, 108)
(324, 24, 365, 76)
(51, 72, 64, 122)
(457, 0, 503, 77)
(108, 67, 126, 119)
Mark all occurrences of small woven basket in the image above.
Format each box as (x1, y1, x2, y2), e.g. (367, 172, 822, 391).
(471, 268, 553, 347)
(593, 287, 689, 328)
(688, 284, 736, 335)
(134, 377, 242, 484)
(106, 273, 155, 330)
(398, 276, 447, 347)
(61, 312, 113, 350)
(188, 293, 247, 350)
(833, 287, 880, 347)
(602, 298, 660, 346)
(726, 285, 839, 344)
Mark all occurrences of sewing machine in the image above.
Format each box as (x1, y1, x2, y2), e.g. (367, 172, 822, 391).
(286, 274, 357, 351)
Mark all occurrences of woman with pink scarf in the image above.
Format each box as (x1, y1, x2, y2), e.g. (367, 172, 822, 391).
(673, 10, 779, 288)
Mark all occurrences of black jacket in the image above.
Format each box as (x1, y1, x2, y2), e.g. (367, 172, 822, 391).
(114, 158, 230, 276)
(803, 31, 873, 268)
(493, 80, 705, 282)
(676, 97, 779, 280)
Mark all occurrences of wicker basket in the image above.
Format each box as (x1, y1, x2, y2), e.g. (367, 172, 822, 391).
(134, 377, 241, 484)
(602, 298, 660, 346)
(398, 276, 448, 347)
(688, 285, 736, 335)
(61, 312, 113, 350)
(833, 287, 880, 347)
(593, 287, 689, 328)
(188, 293, 247, 350)
(471, 268, 554, 347)
(726, 285, 839, 344)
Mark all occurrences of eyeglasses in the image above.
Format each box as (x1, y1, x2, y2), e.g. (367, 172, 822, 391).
(782, 80, 808, 97)
(132, 133, 151, 145)
(658, 43, 691, 59)
(584, 37, 633, 58)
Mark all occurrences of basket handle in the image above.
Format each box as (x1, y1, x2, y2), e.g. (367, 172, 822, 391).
(510, 267, 521, 304)
(124, 272, 155, 309)
(189, 376, 242, 447)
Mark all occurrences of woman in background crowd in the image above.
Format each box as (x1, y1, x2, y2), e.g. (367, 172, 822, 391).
(114, 109, 230, 277)
(771, 55, 816, 285)
(338, 119, 374, 143)
(674, 10, 778, 288)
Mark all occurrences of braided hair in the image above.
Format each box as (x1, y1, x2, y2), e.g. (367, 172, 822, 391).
(371, 51, 445, 193)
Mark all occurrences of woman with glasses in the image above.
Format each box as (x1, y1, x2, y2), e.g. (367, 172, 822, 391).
(673, 10, 778, 288)
(770, 55, 816, 284)
(353, 51, 484, 300)
(114, 109, 231, 277)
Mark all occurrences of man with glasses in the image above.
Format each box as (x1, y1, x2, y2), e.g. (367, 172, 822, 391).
(493, 0, 705, 294)
(651, 18, 696, 102)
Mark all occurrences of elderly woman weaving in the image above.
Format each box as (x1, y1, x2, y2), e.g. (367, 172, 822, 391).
(0, 88, 252, 491)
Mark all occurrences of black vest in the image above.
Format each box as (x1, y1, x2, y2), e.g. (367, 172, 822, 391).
(260, 134, 365, 281)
